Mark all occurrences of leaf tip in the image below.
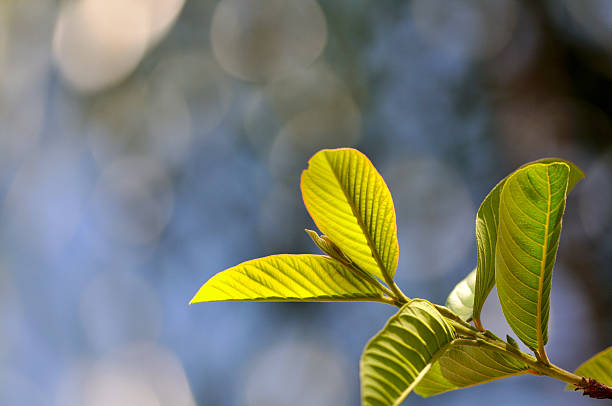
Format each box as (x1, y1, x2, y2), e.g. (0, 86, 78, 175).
(189, 290, 201, 305)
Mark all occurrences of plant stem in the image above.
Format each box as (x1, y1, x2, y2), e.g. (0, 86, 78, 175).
(344, 261, 398, 301)
(448, 321, 584, 387)
(369, 277, 609, 398)
(387, 278, 410, 304)
(433, 304, 475, 331)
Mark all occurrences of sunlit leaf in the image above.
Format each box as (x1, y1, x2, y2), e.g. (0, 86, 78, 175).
(360, 300, 455, 406)
(301, 148, 399, 282)
(472, 158, 584, 329)
(445, 268, 476, 322)
(495, 162, 570, 354)
(567, 347, 612, 389)
(190, 254, 386, 303)
(415, 343, 528, 397)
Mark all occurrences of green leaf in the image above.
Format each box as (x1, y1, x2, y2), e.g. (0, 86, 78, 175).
(415, 343, 528, 397)
(567, 347, 612, 389)
(301, 148, 399, 282)
(190, 254, 386, 303)
(473, 176, 504, 329)
(495, 162, 570, 355)
(360, 299, 455, 406)
(445, 268, 476, 322)
(472, 158, 584, 329)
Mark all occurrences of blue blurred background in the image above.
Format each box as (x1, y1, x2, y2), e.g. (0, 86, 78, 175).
(0, 1, 611, 405)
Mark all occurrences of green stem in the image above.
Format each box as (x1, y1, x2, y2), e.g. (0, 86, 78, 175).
(448, 323, 583, 387)
(343, 261, 398, 302)
(387, 278, 410, 304)
(434, 304, 475, 331)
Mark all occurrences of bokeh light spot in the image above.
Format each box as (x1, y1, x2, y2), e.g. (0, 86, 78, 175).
(411, 0, 518, 62)
(80, 272, 162, 352)
(53, 0, 150, 92)
(242, 339, 349, 406)
(211, 0, 327, 82)
(384, 158, 475, 281)
(90, 156, 174, 246)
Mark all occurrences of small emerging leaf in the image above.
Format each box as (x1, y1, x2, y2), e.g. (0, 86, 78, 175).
(301, 148, 399, 282)
(472, 158, 584, 329)
(190, 254, 386, 303)
(305, 229, 352, 265)
(360, 299, 455, 406)
(496, 162, 570, 354)
(506, 335, 520, 352)
(445, 268, 476, 322)
(566, 347, 612, 390)
(415, 343, 528, 397)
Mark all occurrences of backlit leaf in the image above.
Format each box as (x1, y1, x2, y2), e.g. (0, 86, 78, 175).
(415, 343, 528, 397)
(445, 268, 476, 322)
(360, 300, 455, 406)
(567, 347, 612, 389)
(495, 162, 570, 354)
(190, 254, 386, 303)
(301, 148, 399, 282)
(472, 158, 584, 329)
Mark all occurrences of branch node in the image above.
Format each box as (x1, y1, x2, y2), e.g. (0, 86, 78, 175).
(575, 377, 612, 399)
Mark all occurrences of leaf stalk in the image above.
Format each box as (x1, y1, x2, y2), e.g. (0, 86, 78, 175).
(448, 321, 585, 388)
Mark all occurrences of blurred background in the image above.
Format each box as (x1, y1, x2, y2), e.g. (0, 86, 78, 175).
(0, 0, 611, 405)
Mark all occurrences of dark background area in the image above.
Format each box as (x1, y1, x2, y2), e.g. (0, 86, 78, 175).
(0, 1, 610, 405)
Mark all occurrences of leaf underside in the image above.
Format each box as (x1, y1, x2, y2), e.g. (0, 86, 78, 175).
(190, 254, 385, 303)
(415, 343, 528, 397)
(360, 300, 455, 406)
(301, 148, 399, 281)
(472, 158, 584, 327)
(495, 163, 570, 352)
(567, 347, 612, 389)
(445, 268, 477, 322)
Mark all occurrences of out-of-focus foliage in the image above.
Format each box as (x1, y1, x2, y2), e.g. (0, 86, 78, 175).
(445, 268, 476, 322)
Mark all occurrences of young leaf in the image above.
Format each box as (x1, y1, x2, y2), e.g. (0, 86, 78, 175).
(190, 254, 386, 303)
(445, 268, 476, 322)
(495, 162, 570, 357)
(301, 148, 399, 282)
(472, 158, 584, 329)
(360, 299, 455, 406)
(305, 229, 352, 265)
(473, 177, 504, 329)
(566, 347, 612, 389)
(415, 343, 528, 397)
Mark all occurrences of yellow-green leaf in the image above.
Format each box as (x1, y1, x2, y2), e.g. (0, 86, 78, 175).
(445, 269, 476, 322)
(360, 300, 455, 406)
(301, 148, 399, 282)
(472, 158, 584, 329)
(567, 347, 612, 390)
(190, 254, 386, 303)
(415, 343, 528, 397)
(495, 162, 570, 355)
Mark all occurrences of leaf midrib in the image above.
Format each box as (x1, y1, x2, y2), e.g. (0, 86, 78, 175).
(536, 166, 552, 356)
(392, 341, 454, 406)
(323, 152, 391, 280)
